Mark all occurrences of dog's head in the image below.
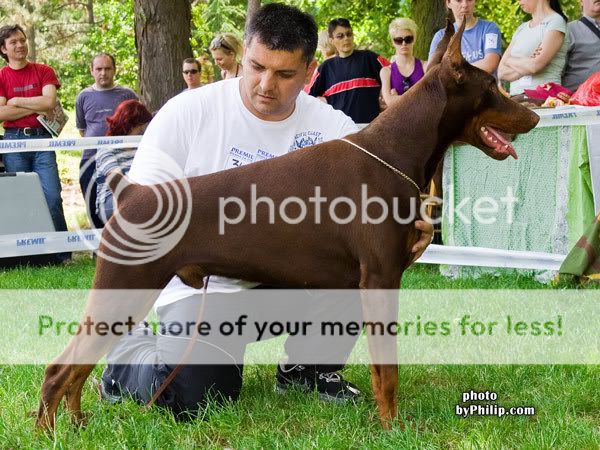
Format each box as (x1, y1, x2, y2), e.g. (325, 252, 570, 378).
(428, 19, 539, 160)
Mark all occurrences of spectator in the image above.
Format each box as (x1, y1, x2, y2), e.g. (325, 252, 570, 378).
(100, 3, 434, 417)
(562, 0, 600, 92)
(181, 58, 201, 90)
(317, 30, 336, 60)
(499, 0, 569, 95)
(428, 0, 502, 75)
(307, 18, 389, 124)
(197, 53, 215, 85)
(76, 53, 137, 228)
(209, 33, 243, 80)
(303, 31, 337, 93)
(95, 100, 152, 224)
(0, 24, 70, 263)
(380, 18, 425, 106)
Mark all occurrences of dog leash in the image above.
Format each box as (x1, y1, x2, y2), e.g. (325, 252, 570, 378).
(339, 138, 422, 193)
(145, 275, 210, 410)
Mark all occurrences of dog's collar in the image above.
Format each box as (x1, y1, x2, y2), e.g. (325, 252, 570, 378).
(339, 138, 422, 193)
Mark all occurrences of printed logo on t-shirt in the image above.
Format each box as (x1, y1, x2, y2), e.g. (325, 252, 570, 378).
(463, 49, 485, 63)
(13, 83, 37, 93)
(255, 149, 275, 162)
(225, 146, 254, 169)
(289, 131, 324, 152)
(485, 33, 498, 50)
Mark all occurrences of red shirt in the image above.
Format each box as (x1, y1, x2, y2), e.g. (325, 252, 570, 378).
(0, 62, 60, 128)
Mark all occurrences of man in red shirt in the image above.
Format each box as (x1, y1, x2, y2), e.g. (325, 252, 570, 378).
(0, 24, 69, 262)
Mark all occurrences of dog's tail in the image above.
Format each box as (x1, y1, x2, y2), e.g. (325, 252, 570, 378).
(107, 170, 129, 196)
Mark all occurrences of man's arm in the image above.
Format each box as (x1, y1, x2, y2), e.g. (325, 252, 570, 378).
(75, 91, 87, 136)
(410, 220, 434, 263)
(0, 96, 36, 121)
(307, 64, 326, 98)
(7, 84, 57, 112)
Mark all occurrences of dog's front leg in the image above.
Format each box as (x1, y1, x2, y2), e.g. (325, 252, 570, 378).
(37, 288, 159, 431)
(359, 268, 400, 430)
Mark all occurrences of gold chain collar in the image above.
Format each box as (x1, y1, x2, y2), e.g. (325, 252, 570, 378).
(339, 138, 422, 193)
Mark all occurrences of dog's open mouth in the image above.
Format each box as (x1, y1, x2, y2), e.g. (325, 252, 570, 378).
(479, 126, 517, 159)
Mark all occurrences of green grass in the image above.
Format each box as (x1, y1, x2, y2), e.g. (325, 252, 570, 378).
(0, 259, 555, 290)
(0, 262, 598, 448)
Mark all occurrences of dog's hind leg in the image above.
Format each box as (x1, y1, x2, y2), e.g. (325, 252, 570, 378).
(359, 267, 400, 430)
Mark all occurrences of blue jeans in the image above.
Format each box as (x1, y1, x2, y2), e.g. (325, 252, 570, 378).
(3, 129, 70, 261)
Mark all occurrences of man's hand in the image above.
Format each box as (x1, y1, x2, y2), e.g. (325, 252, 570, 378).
(7, 97, 20, 107)
(41, 108, 56, 121)
(410, 220, 434, 264)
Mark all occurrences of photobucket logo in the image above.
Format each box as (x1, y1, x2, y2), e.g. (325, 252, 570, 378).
(218, 184, 518, 234)
(74, 147, 192, 265)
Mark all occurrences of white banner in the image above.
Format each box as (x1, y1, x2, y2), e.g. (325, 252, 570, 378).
(0, 135, 140, 154)
(535, 105, 600, 128)
(0, 227, 566, 271)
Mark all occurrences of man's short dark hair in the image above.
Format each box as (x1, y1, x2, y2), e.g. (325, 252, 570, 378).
(182, 58, 200, 71)
(0, 25, 26, 62)
(245, 3, 318, 64)
(91, 53, 116, 69)
(328, 18, 352, 37)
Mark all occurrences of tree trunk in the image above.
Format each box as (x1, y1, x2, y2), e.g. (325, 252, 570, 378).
(86, 0, 94, 24)
(133, 0, 192, 110)
(245, 0, 261, 31)
(25, 23, 37, 61)
(411, 0, 447, 61)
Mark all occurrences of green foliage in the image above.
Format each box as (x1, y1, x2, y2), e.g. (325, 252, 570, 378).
(203, 0, 246, 35)
(51, 0, 138, 109)
(191, 0, 245, 54)
(277, 0, 411, 60)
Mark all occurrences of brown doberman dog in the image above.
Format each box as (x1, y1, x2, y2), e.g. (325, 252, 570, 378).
(37, 20, 539, 431)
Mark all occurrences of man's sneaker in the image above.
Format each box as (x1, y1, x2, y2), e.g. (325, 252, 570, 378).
(99, 368, 123, 404)
(275, 363, 360, 403)
(314, 370, 361, 403)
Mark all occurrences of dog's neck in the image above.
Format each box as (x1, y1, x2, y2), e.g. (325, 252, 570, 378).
(353, 67, 466, 191)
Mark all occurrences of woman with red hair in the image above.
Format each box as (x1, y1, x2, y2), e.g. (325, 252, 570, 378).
(96, 99, 153, 224)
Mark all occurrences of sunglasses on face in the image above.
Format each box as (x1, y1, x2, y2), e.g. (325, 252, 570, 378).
(393, 35, 414, 45)
(182, 69, 199, 75)
(334, 31, 353, 40)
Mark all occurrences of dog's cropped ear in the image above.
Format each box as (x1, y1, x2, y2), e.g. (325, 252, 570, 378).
(426, 15, 454, 72)
(441, 15, 467, 83)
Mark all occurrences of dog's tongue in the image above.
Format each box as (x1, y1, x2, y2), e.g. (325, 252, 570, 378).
(485, 126, 518, 159)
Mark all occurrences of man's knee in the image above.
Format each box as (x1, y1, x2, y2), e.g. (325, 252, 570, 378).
(155, 363, 244, 419)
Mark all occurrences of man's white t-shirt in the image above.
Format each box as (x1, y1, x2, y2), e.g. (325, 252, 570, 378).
(128, 78, 358, 308)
